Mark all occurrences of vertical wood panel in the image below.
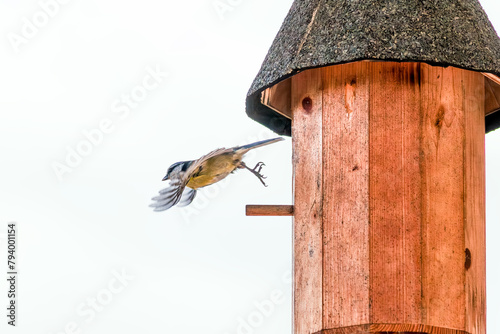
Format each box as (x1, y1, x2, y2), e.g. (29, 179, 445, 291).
(321, 62, 370, 328)
(464, 71, 486, 334)
(292, 68, 323, 334)
(368, 62, 423, 324)
(420, 64, 466, 329)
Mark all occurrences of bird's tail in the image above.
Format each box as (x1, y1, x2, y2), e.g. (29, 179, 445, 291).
(234, 137, 284, 153)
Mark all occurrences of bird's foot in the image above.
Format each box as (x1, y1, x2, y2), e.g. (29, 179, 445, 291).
(241, 161, 268, 187)
(254, 162, 267, 175)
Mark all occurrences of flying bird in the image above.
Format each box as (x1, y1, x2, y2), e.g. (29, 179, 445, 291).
(150, 137, 284, 211)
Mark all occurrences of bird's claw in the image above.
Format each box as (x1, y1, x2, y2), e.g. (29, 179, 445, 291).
(252, 162, 266, 178)
(242, 161, 268, 187)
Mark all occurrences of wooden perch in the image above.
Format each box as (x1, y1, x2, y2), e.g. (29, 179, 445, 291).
(246, 205, 294, 216)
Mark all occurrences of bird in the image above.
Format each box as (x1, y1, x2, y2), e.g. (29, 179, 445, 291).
(149, 137, 284, 211)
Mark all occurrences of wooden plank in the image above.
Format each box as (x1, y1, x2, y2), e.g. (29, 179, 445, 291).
(370, 323, 468, 334)
(420, 64, 466, 330)
(315, 324, 370, 334)
(484, 76, 500, 116)
(261, 78, 292, 118)
(464, 71, 486, 334)
(292, 68, 323, 334)
(319, 323, 468, 334)
(482, 72, 500, 86)
(368, 62, 423, 324)
(321, 62, 370, 328)
(245, 205, 293, 216)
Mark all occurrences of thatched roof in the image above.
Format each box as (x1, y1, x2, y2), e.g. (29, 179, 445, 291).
(246, 0, 500, 135)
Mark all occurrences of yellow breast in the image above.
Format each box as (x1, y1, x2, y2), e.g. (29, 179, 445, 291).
(186, 153, 240, 189)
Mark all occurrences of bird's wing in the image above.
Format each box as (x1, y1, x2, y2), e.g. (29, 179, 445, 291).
(182, 147, 233, 181)
(177, 187, 197, 207)
(149, 179, 186, 212)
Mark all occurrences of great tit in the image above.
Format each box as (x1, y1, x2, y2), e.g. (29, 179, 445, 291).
(149, 137, 284, 211)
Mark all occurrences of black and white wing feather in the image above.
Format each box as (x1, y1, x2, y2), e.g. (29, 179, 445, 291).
(149, 179, 186, 212)
(177, 187, 197, 207)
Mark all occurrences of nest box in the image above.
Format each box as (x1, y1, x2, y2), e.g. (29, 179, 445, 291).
(245, 0, 500, 333)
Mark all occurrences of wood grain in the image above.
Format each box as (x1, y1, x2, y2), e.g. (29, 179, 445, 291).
(292, 68, 323, 334)
(484, 76, 500, 116)
(245, 205, 294, 216)
(317, 323, 469, 334)
(261, 78, 292, 118)
(463, 70, 486, 334)
(321, 62, 370, 328)
(482, 72, 500, 86)
(420, 64, 466, 329)
(368, 62, 423, 324)
(291, 62, 486, 334)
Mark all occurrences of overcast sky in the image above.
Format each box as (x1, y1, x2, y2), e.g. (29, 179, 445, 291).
(0, 1, 499, 333)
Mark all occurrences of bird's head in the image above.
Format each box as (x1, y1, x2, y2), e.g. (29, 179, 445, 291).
(162, 160, 192, 181)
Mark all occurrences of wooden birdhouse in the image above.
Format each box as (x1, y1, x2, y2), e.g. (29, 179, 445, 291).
(245, 0, 500, 333)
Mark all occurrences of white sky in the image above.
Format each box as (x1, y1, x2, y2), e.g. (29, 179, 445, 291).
(0, 0, 498, 333)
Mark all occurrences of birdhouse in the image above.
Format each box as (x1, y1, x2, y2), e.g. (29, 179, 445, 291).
(245, 1, 500, 334)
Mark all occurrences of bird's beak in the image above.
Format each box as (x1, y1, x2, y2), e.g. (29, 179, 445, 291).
(162, 175, 169, 181)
